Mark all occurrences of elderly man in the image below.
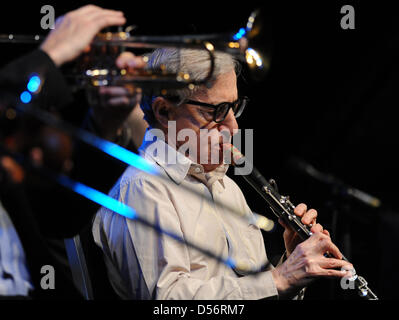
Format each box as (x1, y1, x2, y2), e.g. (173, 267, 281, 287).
(92, 48, 353, 300)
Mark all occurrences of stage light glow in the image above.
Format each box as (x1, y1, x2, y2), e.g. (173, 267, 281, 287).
(246, 48, 263, 67)
(20, 91, 32, 104)
(233, 27, 246, 41)
(27, 75, 41, 93)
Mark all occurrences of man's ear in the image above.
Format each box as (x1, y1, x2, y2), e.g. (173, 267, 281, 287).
(152, 97, 174, 128)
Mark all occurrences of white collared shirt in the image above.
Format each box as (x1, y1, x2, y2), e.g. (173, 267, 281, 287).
(0, 200, 33, 296)
(92, 138, 279, 299)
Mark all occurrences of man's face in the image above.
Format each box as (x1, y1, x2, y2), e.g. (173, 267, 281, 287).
(168, 69, 239, 172)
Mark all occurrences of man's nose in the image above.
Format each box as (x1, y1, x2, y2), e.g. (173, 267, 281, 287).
(218, 109, 239, 136)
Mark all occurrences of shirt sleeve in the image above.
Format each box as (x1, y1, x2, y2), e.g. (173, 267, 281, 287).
(110, 174, 279, 300)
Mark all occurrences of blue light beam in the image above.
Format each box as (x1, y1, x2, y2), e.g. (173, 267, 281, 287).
(85, 134, 159, 175)
(57, 175, 136, 220)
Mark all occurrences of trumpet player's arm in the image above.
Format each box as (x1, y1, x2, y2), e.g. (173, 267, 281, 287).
(0, 6, 135, 237)
(0, 5, 126, 111)
(0, 48, 73, 111)
(40, 5, 126, 67)
(0, 49, 100, 238)
(73, 52, 148, 200)
(87, 52, 148, 146)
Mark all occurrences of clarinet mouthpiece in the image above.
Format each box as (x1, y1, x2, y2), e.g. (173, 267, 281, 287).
(223, 143, 245, 167)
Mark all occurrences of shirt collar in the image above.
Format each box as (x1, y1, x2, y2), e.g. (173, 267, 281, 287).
(139, 136, 191, 185)
(188, 163, 228, 190)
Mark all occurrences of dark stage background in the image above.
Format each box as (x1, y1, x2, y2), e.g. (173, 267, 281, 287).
(1, 0, 399, 300)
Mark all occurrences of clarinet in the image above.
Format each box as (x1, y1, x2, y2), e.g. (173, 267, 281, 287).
(227, 144, 379, 300)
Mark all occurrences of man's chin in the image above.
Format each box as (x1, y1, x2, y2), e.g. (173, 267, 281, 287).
(200, 149, 224, 168)
(202, 163, 222, 173)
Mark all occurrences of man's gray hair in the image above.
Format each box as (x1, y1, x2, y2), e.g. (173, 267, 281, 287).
(140, 48, 240, 126)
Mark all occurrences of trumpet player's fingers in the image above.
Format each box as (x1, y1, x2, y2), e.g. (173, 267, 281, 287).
(98, 87, 142, 107)
(106, 96, 140, 108)
(41, 6, 125, 66)
(99, 86, 142, 99)
(87, 11, 126, 30)
(76, 4, 122, 16)
(116, 52, 147, 71)
(73, 4, 124, 21)
(68, 5, 126, 31)
(99, 86, 131, 97)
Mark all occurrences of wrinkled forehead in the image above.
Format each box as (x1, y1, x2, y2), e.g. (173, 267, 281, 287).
(190, 70, 238, 103)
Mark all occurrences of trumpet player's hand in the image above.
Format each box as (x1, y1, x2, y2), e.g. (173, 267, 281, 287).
(40, 5, 126, 66)
(279, 203, 330, 257)
(90, 52, 147, 142)
(271, 232, 354, 299)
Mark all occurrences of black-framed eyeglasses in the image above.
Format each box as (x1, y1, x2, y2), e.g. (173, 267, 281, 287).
(183, 96, 249, 123)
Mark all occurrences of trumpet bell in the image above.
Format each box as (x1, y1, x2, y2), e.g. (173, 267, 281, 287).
(237, 9, 273, 81)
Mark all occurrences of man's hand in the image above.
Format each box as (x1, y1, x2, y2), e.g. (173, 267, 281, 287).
(40, 5, 126, 66)
(89, 52, 147, 142)
(279, 203, 329, 256)
(271, 232, 354, 299)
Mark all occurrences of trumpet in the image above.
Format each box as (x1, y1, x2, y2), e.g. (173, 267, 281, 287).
(0, 10, 271, 94)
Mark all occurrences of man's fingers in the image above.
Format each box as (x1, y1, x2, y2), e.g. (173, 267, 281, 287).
(91, 13, 126, 30)
(99, 86, 131, 96)
(85, 9, 125, 21)
(319, 257, 353, 270)
(72, 5, 125, 27)
(74, 4, 117, 16)
(294, 203, 307, 217)
(278, 218, 287, 228)
(76, 8, 125, 33)
(323, 268, 354, 278)
(87, 8, 125, 17)
(301, 208, 317, 225)
(310, 223, 323, 233)
(116, 52, 147, 70)
(74, 4, 101, 15)
(317, 233, 343, 260)
(308, 232, 342, 259)
(54, 15, 64, 28)
(107, 96, 135, 107)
